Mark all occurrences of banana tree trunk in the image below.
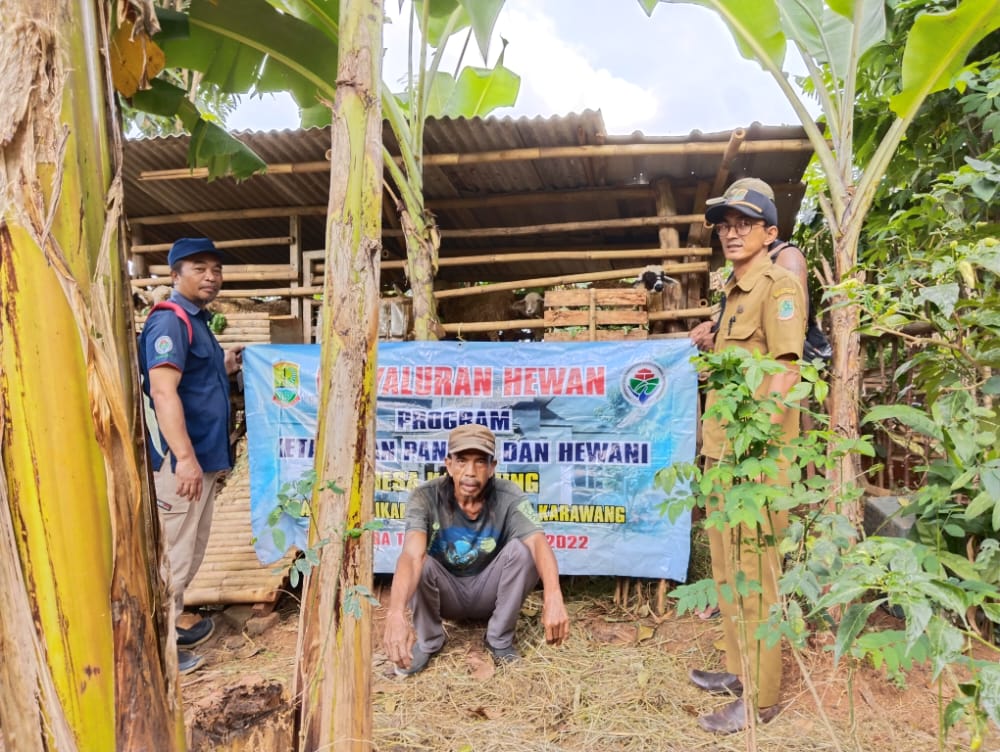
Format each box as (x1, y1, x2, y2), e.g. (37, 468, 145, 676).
(826, 218, 865, 527)
(0, 1, 183, 750)
(294, 0, 382, 749)
(402, 210, 442, 340)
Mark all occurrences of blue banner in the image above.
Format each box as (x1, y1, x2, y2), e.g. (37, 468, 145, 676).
(244, 340, 698, 580)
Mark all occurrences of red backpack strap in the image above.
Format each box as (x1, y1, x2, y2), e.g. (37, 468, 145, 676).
(150, 301, 193, 344)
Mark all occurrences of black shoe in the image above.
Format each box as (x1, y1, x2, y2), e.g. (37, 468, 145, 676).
(697, 697, 780, 734)
(178, 649, 204, 676)
(689, 669, 743, 696)
(177, 616, 215, 648)
(485, 640, 521, 665)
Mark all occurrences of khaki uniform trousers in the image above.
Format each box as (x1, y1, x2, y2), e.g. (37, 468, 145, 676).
(704, 458, 788, 708)
(154, 460, 222, 614)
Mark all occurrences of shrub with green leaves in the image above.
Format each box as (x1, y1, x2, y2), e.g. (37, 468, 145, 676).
(264, 469, 382, 590)
(657, 346, 1000, 745)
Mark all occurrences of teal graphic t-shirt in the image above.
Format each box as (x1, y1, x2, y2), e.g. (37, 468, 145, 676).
(404, 476, 542, 576)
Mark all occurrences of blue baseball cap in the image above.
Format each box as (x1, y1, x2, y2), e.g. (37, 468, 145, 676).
(705, 186, 779, 228)
(167, 237, 224, 266)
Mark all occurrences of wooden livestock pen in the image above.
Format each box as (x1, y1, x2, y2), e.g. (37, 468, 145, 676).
(124, 112, 813, 343)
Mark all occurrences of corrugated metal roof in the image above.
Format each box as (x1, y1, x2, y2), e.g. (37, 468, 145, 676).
(123, 111, 813, 291)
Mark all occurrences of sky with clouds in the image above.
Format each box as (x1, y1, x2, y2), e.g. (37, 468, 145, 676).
(229, 0, 820, 136)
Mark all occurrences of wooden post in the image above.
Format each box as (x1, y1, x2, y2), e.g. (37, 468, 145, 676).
(654, 179, 684, 334)
(130, 225, 147, 278)
(289, 215, 302, 329)
(709, 128, 746, 197)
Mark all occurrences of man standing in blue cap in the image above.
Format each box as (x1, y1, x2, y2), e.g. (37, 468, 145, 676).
(139, 237, 242, 675)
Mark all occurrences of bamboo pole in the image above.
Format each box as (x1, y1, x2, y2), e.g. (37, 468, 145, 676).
(656, 580, 667, 616)
(383, 213, 704, 240)
(687, 181, 713, 248)
(136, 138, 816, 181)
(433, 263, 708, 299)
(132, 286, 326, 298)
(416, 139, 813, 167)
(131, 236, 294, 253)
(131, 224, 148, 277)
(139, 140, 813, 181)
(648, 331, 700, 340)
(290, 215, 302, 326)
(710, 128, 746, 197)
(131, 205, 328, 226)
(428, 184, 656, 210)
(138, 160, 329, 181)
(145, 263, 295, 274)
(131, 269, 298, 286)
(648, 306, 713, 321)
(378, 246, 713, 270)
(441, 318, 544, 334)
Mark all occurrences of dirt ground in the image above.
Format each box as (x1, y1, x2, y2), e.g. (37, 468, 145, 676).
(179, 574, 995, 752)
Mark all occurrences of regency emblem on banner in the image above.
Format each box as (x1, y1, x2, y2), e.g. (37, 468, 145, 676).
(621, 361, 666, 406)
(272, 360, 301, 407)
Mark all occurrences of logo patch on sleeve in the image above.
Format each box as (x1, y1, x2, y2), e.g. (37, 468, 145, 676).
(154, 335, 174, 354)
(777, 298, 796, 321)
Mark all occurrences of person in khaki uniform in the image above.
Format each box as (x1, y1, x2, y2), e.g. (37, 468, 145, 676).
(687, 184, 806, 734)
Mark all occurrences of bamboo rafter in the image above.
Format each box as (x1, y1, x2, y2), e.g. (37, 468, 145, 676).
(376, 246, 713, 271)
(130, 236, 293, 253)
(432, 263, 707, 299)
(382, 214, 705, 240)
(136, 138, 815, 182)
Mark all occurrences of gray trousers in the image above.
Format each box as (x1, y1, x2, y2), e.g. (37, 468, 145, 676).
(411, 538, 539, 652)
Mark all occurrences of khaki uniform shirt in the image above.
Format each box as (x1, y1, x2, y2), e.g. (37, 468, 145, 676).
(701, 253, 807, 460)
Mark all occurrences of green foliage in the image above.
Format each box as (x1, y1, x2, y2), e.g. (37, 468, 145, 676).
(658, 345, 1000, 744)
(129, 0, 520, 181)
(157, 0, 339, 112)
(890, 0, 1000, 118)
(208, 312, 228, 335)
(265, 470, 382, 590)
(130, 78, 267, 180)
(850, 138, 1000, 553)
(655, 347, 844, 610)
(343, 584, 381, 619)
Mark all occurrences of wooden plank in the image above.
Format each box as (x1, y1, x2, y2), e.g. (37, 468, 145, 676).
(544, 328, 647, 341)
(544, 289, 647, 307)
(545, 310, 648, 327)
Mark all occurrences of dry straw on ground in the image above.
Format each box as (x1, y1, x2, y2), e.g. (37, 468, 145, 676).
(178, 574, 978, 751)
(371, 579, 954, 752)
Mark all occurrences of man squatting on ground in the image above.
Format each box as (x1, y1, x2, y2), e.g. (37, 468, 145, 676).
(139, 237, 243, 675)
(687, 184, 806, 733)
(383, 424, 571, 675)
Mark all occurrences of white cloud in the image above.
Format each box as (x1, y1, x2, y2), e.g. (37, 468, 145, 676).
(495, 4, 659, 132)
(228, 0, 821, 135)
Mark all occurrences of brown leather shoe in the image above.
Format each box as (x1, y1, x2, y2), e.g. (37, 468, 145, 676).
(689, 669, 743, 696)
(697, 698, 780, 734)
